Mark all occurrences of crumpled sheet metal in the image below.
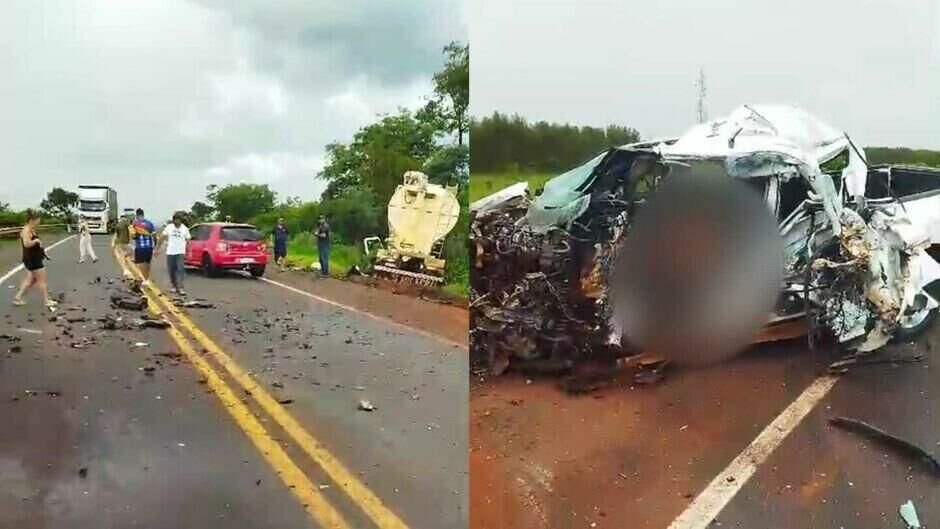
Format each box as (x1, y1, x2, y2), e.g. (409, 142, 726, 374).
(811, 207, 940, 351)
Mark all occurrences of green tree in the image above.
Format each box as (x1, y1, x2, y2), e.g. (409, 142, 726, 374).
(318, 187, 383, 245)
(421, 41, 469, 146)
(319, 110, 437, 203)
(208, 183, 276, 222)
(40, 187, 79, 220)
(469, 112, 641, 174)
(423, 144, 468, 187)
(188, 201, 215, 223)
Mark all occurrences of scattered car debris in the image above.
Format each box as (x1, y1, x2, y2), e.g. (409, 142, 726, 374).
(828, 351, 924, 374)
(178, 299, 216, 309)
(133, 316, 171, 329)
(829, 416, 940, 477)
(133, 342, 150, 348)
(471, 104, 940, 375)
(111, 293, 147, 311)
(78, 467, 88, 479)
(277, 398, 294, 405)
(17, 328, 42, 335)
(899, 500, 921, 529)
(0, 334, 21, 342)
(358, 399, 376, 411)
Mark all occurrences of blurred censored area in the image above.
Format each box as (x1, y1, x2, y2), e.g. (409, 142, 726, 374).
(611, 173, 783, 364)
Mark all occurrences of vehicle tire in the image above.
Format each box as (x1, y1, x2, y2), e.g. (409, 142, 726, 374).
(202, 253, 220, 278)
(893, 293, 938, 341)
(249, 265, 265, 278)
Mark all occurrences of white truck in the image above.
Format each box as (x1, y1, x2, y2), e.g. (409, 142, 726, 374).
(77, 185, 118, 234)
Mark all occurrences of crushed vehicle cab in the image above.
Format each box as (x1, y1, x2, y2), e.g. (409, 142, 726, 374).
(470, 104, 940, 374)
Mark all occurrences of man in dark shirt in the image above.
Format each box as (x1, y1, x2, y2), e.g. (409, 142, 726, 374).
(272, 217, 289, 272)
(316, 215, 330, 276)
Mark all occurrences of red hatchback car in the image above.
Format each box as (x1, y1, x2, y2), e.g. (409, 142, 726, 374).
(184, 223, 268, 277)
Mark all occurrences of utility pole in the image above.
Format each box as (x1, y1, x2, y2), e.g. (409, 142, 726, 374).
(695, 68, 707, 124)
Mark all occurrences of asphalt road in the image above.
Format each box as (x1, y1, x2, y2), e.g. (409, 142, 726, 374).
(0, 235, 468, 529)
(471, 312, 939, 528)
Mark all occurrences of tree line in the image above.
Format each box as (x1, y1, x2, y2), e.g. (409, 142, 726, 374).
(470, 112, 940, 176)
(469, 112, 641, 174)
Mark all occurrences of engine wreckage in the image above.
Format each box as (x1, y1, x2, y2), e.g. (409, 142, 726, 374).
(470, 104, 940, 375)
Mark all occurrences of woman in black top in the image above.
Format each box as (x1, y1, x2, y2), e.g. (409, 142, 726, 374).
(12, 211, 56, 309)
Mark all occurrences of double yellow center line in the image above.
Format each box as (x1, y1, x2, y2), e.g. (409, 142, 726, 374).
(111, 242, 410, 529)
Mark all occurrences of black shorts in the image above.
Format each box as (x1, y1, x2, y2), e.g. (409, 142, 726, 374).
(134, 247, 154, 264)
(23, 258, 44, 272)
(274, 248, 287, 260)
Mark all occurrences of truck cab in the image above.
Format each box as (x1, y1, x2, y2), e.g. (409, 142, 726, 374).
(78, 185, 118, 234)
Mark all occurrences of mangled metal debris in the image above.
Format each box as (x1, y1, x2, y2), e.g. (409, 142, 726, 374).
(471, 104, 940, 375)
(829, 416, 940, 477)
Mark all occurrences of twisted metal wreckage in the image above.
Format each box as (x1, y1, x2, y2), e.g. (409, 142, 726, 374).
(470, 105, 940, 375)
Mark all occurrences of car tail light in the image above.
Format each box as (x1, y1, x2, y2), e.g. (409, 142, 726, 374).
(216, 242, 229, 252)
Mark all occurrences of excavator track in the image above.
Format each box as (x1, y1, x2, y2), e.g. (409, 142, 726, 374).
(373, 265, 444, 287)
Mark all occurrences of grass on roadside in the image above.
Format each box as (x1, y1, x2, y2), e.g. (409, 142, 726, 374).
(280, 234, 364, 277)
(278, 233, 470, 301)
(469, 172, 555, 202)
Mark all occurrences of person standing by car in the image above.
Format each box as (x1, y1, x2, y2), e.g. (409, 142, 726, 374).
(272, 217, 289, 272)
(12, 211, 57, 309)
(316, 215, 330, 276)
(132, 208, 158, 286)
(159, 214, 191, 295)
(77, 217, 98, 263)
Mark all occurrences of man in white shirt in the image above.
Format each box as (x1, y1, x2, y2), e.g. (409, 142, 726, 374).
(158, 214, 191, 295)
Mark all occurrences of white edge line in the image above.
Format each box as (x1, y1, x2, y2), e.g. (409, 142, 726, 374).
(0, 235, 76, 286)
(261, 277, 465, 349)
(667, 375, 840, 529)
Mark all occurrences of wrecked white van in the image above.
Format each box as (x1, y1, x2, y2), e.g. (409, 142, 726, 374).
(470, 104, 940, 373)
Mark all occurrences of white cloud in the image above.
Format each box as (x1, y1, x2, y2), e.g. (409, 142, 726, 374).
(204, 152, 328, 201)
(323, 76, 431, 126)
(0, 0, 464, 219)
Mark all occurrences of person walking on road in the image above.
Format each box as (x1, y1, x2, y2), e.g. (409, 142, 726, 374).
(77, 217, 98, 263)
(12, 211, 57, 310)
(159, 214, 191, 295)
(272, 217, 289, 272)
(132, 208, 158, 286)
(116, 215, 131, 248)
(316, 215, 330, 277)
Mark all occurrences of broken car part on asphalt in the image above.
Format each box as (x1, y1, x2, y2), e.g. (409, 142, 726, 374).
(829, 416, 940, 477)
(470, 104, 940, 375)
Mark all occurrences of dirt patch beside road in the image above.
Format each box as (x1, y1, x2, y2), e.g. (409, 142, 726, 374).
(264, 270, 468, 346)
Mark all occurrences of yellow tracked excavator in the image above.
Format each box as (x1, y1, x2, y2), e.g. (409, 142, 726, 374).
(364, 171, 461, 286)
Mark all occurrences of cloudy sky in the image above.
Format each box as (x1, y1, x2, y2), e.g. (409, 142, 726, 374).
(0, 0, 467, 219)
(471, 0, 940, 149)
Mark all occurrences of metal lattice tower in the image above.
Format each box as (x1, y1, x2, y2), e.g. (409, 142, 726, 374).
(695, 69, 707, 124)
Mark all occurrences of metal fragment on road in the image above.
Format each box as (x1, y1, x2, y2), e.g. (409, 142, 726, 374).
(829, 416, 940, 477)
(899, 500, 921, 528)
(358, 399, 376, 411)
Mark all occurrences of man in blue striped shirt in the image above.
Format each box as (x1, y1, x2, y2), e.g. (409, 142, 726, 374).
(132, 208, 158, 286)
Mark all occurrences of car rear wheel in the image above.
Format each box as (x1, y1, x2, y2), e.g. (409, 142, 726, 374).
(249, 265, 265, 278)
(894, 292, 937, 341)
(202, 253, 220, 278)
